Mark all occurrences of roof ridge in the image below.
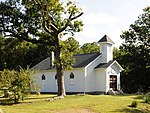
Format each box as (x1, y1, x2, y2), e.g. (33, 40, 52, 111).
(73, 52, 99, 56)
(95, 60, 115, 69)
(31, 52, 102, 70)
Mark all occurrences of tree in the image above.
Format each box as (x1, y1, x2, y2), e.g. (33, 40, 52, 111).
(0, 38, 33, 70)
(0, 34, 52, 70)
(0, 0, 83, 97)
(119, 7, 150, 93)
(63, 37, 80, 54)
(79, 42, 99, 54)
(27, 43, 52, 68)
(0, 68, 38, 103)
(61, 37, 80, 70)
(113, 48, 120, 60)
(0, 34, 5, 70)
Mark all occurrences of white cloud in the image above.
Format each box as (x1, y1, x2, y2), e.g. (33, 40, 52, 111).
(73, 12, 120, 46)
(75, 25, 100, 45)
(82, 26, 99, 37)
(84, 12, 119, 25)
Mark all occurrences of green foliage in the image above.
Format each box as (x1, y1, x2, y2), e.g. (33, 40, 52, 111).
(63, 37, 81, 54)
(79, 42, 99, 54)
(0, 35, 52, 70)
(60, 39, 100, 69)
(143, 96, 150, 103)
(60, 37, 80, 70)
(117, 7, 150, 93)
(0, 69, 16, 89)
(130, 100, 138, 108)
(0, 0, 83, 96)
(113, 48, 120, 59)
(0, 68, 38, 103)
(0, 0, 83, 68)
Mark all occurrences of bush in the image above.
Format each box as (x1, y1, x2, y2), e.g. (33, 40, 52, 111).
(0, 67, 39, 103)
(143, 96, 150, 103)
(130, 100, 137, 108)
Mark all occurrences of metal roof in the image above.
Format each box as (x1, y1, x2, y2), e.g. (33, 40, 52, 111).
(98, 35, 115, 44)
(95, 60, 115, 68)
(73, 52, 101, 68)
(31, 57, 52, 70)
(31, 52, 101, 70)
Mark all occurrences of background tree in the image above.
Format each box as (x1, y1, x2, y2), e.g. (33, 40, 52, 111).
(113, 48, 120, 60)
(118, 7, 150, 93)
(0, 34, 5, 70)
(61, 37, 80, 70)
(0, 0, 83, 97)
(0, 34, 52, 70)
(79, 42, 99, 54)
(63, 37, 81, 54)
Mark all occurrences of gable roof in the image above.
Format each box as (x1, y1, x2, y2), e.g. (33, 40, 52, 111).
(95, 60, 124, 71)
(95, 60, 115, 68)
(73, 52, 101, 68)
(98, 35, 115, 44)
(31, 52, 101, 70)
(31, 57, 51, 70)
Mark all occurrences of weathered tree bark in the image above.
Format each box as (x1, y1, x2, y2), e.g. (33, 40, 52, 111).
(54, 33, 66, 97)
(56, 65, 66, 97)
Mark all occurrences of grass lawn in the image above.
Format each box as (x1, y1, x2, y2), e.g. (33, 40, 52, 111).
(0, 94, 150, 113)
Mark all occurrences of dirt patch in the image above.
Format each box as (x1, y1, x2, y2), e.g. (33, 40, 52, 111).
(54, 108, 96, 113)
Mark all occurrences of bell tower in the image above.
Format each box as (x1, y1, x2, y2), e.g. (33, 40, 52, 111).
(98, 35, 115, 63)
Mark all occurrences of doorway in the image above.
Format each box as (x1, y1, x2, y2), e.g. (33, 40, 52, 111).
(110, 75, 117, 91)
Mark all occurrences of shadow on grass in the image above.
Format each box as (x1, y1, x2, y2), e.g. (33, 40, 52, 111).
(0, 95, 57, 106)
(25, 96, 53, 100)
(110, 94, 137, 97)
(133, 95, 145, 100)
(0, 99, 20, 106)
(112, 108, 149, 113)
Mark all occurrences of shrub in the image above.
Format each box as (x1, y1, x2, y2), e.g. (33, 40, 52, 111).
(0, 67, 39, 103)
(143, 96, 150, 103)
(130, 100, 137, 108)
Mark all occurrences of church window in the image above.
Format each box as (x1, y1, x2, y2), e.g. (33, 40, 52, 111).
(70, 73, 74, 79)
(55, 75, 57, 80)
(42, 74, 46, 80)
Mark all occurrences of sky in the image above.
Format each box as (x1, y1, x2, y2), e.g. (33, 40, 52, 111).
(62, 0, 150, 47)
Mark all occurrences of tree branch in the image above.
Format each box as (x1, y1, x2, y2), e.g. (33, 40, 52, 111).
(33, 0, 43, 9)
(58, 12, 83, 33)
(49, 22, 58, 31)
(42, 20, 54, 34)
(33, 0, 58, 34)
(0, 29, 55, 46)
(70, 12, 83, 21)
(33, 0, 51, 33)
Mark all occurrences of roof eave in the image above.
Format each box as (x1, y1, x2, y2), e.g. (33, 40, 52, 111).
(94, 68, 106, 71)
(98, 42, 115, 45)
(85, 54, 102, 69)
(109, 60, 124, 71)
(94, 60, 124, 71)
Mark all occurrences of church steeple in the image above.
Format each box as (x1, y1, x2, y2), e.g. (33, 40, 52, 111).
(98, 35, 115, 44)
(98, 35, 115, 63)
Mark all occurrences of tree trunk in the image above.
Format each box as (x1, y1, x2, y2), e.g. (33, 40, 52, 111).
(56, 65, 66, 97)
(54, 33, 66, 97)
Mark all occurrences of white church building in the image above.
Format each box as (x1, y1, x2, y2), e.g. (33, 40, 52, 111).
(31, 35, 123, 94)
